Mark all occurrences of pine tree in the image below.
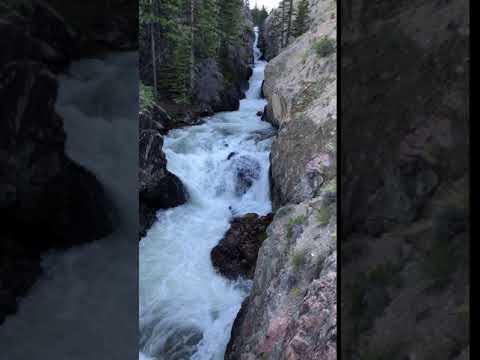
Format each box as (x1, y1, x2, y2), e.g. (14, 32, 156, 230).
(279, 0, 286, 47)
(195, 0, 220, 59)
(139, 0, 246, 104)
(251, 4, 269, 27)
(293, 0, 310, 37)
(285, 0, 294, 46)
(218, 0, 244, 45)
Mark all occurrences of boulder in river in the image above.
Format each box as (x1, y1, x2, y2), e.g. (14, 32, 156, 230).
(211, 213, 273, 279)
(229, 155, 261, 196)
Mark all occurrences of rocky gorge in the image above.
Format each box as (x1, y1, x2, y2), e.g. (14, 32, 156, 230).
(139, 0, 338, 357)
(225, 0, 337, 359)
(139, 6, 256, 238)
(0, 0, 137, 325)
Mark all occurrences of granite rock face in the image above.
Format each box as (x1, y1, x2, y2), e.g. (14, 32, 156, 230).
(226, 192, 337, 360)
(340, 0, 469, 359)
(226, 1, 337, 359)
(262, 0, 337, 209)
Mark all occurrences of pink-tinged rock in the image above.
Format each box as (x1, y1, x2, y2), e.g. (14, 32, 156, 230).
(256, 317, 289, 354)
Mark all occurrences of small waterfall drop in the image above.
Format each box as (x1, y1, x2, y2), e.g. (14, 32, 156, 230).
(139, 28, 273, 360)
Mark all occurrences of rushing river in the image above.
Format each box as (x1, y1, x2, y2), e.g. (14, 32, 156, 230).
(0, 53, 139, 359)
(139, 28, 273, 359)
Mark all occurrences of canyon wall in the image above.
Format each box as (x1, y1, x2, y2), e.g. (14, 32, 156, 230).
(226, 1, 338, 359)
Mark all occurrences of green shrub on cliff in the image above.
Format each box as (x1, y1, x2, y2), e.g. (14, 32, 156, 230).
(286, 214, 307, 239)
(292, 249, 307, 271)
(140, 83, 155, 113)
(293, 0, 310, 37)
(313, 36, 336, 58)
(316, 206, 331, 226)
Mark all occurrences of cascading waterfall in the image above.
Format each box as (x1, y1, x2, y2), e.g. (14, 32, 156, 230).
(0, 53, 139, 359)
(139, 28, 273, 360)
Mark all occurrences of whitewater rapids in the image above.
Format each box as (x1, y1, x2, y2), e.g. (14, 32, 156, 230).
(139, 28, 273, 360)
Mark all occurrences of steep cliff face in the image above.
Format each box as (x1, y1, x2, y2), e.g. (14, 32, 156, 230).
(138, 107, 187, 238)
(341, 0, 469, 359)
(226, 1, 337, 359)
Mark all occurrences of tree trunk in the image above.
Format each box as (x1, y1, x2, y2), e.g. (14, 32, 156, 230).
(286, 0, 293, 46)
(281, 1, 286, 47)
(150, 0, 158, 98)
(190, 0, 195, 96)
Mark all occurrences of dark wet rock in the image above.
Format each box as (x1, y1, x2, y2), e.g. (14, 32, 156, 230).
(138, 129, 187, 209)
(193, 58, 225, 112)
(41, 159, 114, 246)
(139, 202, 156, 239)
(0, 227, 42, 324)
(227, 152, 237, 160)
(140, 171, 186, 209)
(261, 104, 277, 127)
(139, 111, 188, 239)
(1, 61, 114, 245)
(211, 213, 273, 279)
(0, 59, 114, 324)
(256, 111, 263, 117)
(0, 1, 77, 72)
(1, 0, 137, 74)
(138, 105, 171, 135)
(45, 0, 138, 54)
(229, 155, 261, 196)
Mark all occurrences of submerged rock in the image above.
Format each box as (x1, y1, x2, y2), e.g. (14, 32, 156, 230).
(211, 213, 273, 279)
(229, 155, 261, 196)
